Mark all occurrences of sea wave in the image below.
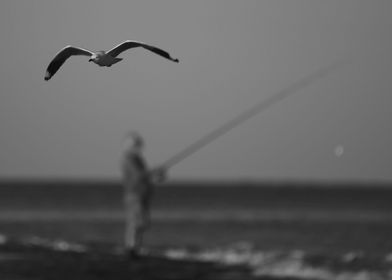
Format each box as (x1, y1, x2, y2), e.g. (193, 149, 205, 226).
(0, 235, 391, 280)
(0, 209, 391, 223)
(21, 236, 87, 253)
(164, 242, 392, 280)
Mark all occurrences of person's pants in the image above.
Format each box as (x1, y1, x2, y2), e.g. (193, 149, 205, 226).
(124, 196, 149, 251)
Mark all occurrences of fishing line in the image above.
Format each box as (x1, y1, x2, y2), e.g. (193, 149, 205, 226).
(161, 59, 350, 169)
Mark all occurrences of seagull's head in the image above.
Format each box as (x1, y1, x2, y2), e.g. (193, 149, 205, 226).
(89, 51, 105, 62)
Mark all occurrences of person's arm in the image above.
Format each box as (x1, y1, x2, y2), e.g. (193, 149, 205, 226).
(149, 166, 168, 183)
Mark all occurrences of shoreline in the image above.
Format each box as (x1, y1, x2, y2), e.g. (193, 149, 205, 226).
(0, 241, 260, 280)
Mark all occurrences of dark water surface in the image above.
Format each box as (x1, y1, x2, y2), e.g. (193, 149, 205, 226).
(0, 180, 391, 279)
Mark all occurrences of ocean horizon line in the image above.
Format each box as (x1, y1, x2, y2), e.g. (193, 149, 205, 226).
(0, 177, 391, 189)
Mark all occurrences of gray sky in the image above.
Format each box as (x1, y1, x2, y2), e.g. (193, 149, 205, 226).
(1, 0, 392, 181)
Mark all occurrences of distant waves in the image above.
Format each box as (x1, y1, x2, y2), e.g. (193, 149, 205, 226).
(0, 209, 391, 223)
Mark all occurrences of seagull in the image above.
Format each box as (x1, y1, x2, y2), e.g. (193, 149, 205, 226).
(44, 40, 179, 81)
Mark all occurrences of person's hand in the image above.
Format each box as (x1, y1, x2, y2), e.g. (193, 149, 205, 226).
(151, 166, 167, 183)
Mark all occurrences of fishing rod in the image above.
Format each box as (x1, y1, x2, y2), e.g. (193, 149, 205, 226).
(161, 59, 350, 170)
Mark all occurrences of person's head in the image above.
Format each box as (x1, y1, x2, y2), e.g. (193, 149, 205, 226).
(122, 131, 144, 153)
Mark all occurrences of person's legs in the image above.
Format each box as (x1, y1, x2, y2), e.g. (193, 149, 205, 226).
(125, 218, 137, 250)
(124, 196, 140, 257)
(134, 227, 144, 251)
(125, 199, 147, 258)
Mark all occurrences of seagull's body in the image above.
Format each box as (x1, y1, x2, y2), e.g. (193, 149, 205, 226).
(44, 40, 179, 81)
(90, 51, 123, 67)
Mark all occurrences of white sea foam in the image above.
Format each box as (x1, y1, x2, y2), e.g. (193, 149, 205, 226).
(164, 244, 392, 280)
(1, 233, 390, 280)
(22, 236, 87, 253)
(342, 251, 364, 263)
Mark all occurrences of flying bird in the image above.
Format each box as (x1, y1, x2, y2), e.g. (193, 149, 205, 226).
(44, 40, 179, 81)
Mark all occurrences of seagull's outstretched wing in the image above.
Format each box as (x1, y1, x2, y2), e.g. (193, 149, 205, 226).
(45, 46, 94, 81)
(106, 40, 179, 63)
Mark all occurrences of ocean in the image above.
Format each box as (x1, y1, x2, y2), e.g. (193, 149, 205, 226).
(0, 180, 391, 280)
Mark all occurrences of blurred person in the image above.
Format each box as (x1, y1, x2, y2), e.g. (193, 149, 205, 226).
(121, 131, 166, 258)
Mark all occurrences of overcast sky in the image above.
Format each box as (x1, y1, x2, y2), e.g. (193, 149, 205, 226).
(0, 0, 391, 181)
